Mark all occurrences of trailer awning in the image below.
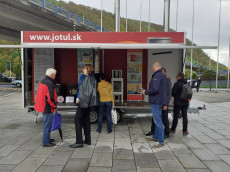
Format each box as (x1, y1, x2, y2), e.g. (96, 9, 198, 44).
(0, 43, 217, 49)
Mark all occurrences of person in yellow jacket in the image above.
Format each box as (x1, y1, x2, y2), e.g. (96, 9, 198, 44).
(97, 74, 114, 133)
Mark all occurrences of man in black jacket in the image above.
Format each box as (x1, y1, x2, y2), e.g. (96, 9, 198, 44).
(170, 72, 189, 135)
(146, 68, 172, 138)
(143, 62, 168, 149)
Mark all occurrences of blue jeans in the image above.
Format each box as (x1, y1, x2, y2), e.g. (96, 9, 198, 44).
(150, 104, 164, 144)
(97, 101, 112, 132)
(43, 113, 53, 145)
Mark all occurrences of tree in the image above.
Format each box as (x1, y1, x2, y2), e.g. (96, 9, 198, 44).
(201, 69, 216, 91)
(185, 69, 197, 79)
(3, 71, 16, 77)
(13, 57, 21, 77)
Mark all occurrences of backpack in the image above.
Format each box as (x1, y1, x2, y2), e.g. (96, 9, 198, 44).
(180, 83, 193, 102)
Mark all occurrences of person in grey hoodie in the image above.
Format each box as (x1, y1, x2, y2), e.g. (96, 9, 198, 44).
(69, 64, 98, 148)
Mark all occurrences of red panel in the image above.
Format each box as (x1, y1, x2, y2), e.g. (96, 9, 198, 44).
(103, 49, 148, 101)
(23, 32, 184, 44)
(142, 49, 148, 90)
(127, 95, 143, 101)
(103, 49, 127, 100)
(54, 49, 78, 85)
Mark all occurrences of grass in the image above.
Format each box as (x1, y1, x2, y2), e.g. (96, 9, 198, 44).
(0, 82, 11, 85)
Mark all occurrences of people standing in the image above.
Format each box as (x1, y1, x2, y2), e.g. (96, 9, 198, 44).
(143, 62, 168, 149)
(76, 64, 93, 104)
(69, 65, 98, 148)
(196, 77, 201, 93)
(34, 68, 57, 147)
(170, 72, 189, 135)
(161, 68, 171, 138)
(145, 68, 171, 138)
(97, 74, 114, 133)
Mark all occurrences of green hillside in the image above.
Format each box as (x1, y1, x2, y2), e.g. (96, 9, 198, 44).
(0, 0, 226, 77)
(49, 0, 225, 70)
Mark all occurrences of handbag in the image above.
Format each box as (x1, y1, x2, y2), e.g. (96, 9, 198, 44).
(51, 112, 62, 131)
(51, 112, 63, 140)
(103, 87, 117, 124)
(111, 109, 117, 124)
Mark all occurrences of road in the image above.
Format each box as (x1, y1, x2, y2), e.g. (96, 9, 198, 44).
(193, 91, 230, 103)
(0, 84, 15, 88)
(0, 86, 21, 97)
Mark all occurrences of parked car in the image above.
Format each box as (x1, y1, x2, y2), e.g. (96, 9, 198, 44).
(12, 77, 22, 87)
(0, 73, 12, 82)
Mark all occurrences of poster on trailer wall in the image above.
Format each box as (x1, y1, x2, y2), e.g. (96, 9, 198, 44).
(127, 49, 143, 101)
(34, 48, 54, 99)
(77, 49, 93, 80)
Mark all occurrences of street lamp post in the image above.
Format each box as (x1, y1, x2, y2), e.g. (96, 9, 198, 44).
(10, 61, 11, 77)
(5, 63, 7, 76)
(216, 0, 222, 92)
(176, 0, 179, 31)
(115, 0, 120, 32)
(148, 0, 151, 32)
(140, 0, 142, 32)
(227, 37, 230, 91)
(190, 0, 195, 86)
(126, 0, 128, 32)
(5, 61, 11, 77)
(101, 0, 103, 32)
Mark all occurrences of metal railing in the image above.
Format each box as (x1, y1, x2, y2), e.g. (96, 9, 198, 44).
(28, 0, 111, 32)
(185, 60, 227, 74)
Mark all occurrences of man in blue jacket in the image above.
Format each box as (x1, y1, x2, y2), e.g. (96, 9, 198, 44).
(143, 62, 168, 149)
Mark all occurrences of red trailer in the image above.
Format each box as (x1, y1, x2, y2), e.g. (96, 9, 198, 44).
(1, 31, 216, 123)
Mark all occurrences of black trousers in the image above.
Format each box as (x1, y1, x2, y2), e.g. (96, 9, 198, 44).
(151, 109, 170, 136)
(171, 105, 189, 132)
(74, 107, 91, 144)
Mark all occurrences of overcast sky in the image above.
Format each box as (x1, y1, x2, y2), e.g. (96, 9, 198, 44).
(64, 0, 230, 66)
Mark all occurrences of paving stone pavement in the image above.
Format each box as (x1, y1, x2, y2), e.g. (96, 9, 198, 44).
(1, 93, 230, 172)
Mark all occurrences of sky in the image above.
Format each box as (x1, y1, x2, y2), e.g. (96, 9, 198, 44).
(63, 0, 230, 66)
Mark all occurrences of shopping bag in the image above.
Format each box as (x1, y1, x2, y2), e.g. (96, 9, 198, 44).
(51, 112, 62, 131)
(111, 109, 117, 124)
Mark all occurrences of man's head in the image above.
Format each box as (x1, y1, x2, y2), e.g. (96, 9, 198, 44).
(46, 68, 57, 80)
(161, 68, 167, 75)
(152, 62, 162, 72)
(176, 72, 184, 81)
(90, 65, 95, 74)
(83, 64, 93, 75)
(100, 73, 106, 81)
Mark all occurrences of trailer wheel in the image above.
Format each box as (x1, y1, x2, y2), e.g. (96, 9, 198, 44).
(116, 109, 123, 123)
(90, 110, 98, 124)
